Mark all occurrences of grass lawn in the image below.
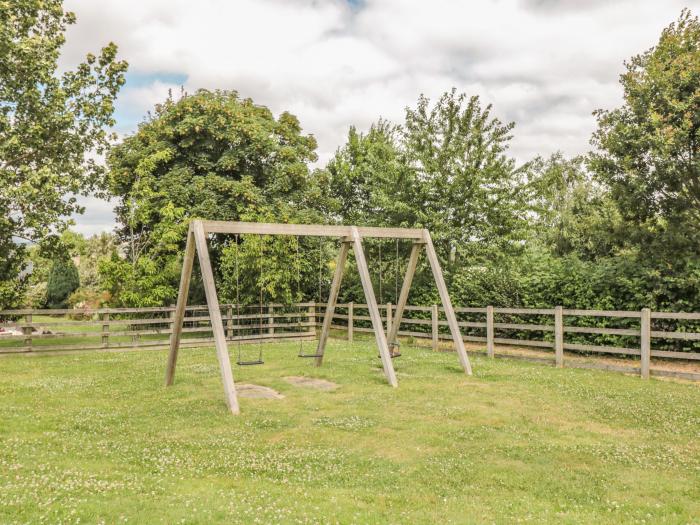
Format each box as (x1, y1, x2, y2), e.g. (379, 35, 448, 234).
(0, 339, 699, 524)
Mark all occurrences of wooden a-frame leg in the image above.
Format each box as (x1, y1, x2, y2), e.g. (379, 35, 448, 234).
(165, 225, 196, 386)
(193, 220, 240, 414)
(314, 240, 350, 366)
(351, 227, 398, 387)
(422, 230, 472, 375)
(386, 242, 422, 352)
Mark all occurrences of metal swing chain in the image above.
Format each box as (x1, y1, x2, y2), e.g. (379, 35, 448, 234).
(395, 238, 399, 304)
(295, 236, 304, 347)
(298, 237, 324, 359)
(258, 236, 264, 361)
(318, 237, 322, 305)
(235, 234, 242, 362)
(378, 240, 383, 305)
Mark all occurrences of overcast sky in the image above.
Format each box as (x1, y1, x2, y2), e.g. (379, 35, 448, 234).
(61, 0, 690, 236)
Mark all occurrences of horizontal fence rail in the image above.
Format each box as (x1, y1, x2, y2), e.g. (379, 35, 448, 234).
(1, 302, 699, 380)
(0, 304, 316, 355)
(318, 302, 700, 380)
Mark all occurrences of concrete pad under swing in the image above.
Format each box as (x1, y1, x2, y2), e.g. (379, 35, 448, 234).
(236, 384, 285, 399)
(283, 376, 339, 391)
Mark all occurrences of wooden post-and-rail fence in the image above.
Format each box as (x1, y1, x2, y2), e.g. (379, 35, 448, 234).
(1, 303, 699, 381)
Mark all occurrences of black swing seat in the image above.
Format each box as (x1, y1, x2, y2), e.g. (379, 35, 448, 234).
(236, 359, 264, 366)
(297, 353, 323, 358)
(377, 352, 402, 359)
(379, 341, 401, 359)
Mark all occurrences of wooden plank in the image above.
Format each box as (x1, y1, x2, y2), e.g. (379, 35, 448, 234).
(493, 322, 554, 331)
(486, 305, 494, 358)
(563, 342, 640, 356)
(565, 326, 640, 336)
(200, 220, 425, 239)
(386, 242, 421, 353)
(431, 304, 439, 352)
(640, 308, 650, 379)
(651, 311, 700, 320)
(23, 314, 32, 351)
(0, 331, 316, 355)
(650, 330, 700, 341)
(165, 226, 196, 386)
(494, 308, 556, 315)
(650, 350, 700, 361)
(192, 221, 239, 415)
(314, 241, 350, 366)
(496, 337, 554, 349)
(554, 305, 563, 368)
(102, 312, 109, 348)
(423, 230, 472, 375)
(650, 368, 700, 381)
(351, 226, 398, 386)
(562, 309, 642, 318)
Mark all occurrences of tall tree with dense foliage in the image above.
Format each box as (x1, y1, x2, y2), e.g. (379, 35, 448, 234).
(526, 153, 621, 259)
(0, 0, 127, 308)
(591, 9, 700, 259)
(326, 121, 418, 227)
(104, 89, 325, 306)
(403, 89, 528, 260)
(45, 257, 80, 308)
(326, 90, 529, 304)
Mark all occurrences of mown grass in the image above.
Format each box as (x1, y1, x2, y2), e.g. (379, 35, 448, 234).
(0, 339, 698, 524)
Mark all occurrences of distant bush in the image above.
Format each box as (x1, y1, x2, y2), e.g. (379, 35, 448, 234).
(46, 258, 80, 308)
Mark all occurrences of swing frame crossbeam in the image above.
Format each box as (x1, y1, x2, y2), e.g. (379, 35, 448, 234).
(165, 220, 472, 415)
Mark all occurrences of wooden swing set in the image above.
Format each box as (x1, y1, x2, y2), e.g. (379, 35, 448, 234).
(165, 220, 472, 415)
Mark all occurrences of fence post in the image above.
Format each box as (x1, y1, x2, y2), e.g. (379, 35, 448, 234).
(268, 305, 274, 336)
(348, 301, 354, 342)
(131, 314, 139, 347)
(640, 308, 651, 379)
(555, 306, 564, 368)
(431, 304, 439, 351)
(24, 313, 32, 352)
(226, 305, 233, 340)
(308, 304, 316, 337)
(386, 302, 392, 338)
(102, 312, 110, 348)
(486, 306, 494, 358)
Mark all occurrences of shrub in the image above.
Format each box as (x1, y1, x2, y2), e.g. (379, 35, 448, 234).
(46, 258, 80, 308)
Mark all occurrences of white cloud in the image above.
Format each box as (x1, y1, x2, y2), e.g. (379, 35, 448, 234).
(60, 0, 689, 233)
(69, 196, 117, 237)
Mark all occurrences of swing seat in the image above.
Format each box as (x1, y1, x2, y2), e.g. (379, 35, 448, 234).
(236, 357, 265, 366)
(297, 352, 323, 358)
(377, 352, 402, 359)
(379, 341, 401, 359)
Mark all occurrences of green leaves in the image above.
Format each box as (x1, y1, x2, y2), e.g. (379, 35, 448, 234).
(46, 257, 80, 309)
(0, 0, 127, 308)
(590, 9, 700, 260)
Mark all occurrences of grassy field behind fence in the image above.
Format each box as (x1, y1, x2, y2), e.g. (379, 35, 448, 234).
(1, 340, 699, 524)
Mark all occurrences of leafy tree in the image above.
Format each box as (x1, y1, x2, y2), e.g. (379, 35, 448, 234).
(46, 257, 80, 308)
(590, 9, 700, 259)
(402, 89, 528, 261)
(325, 90, 529, 304)
(326, 121, 419, 227)
(98, 203, 189, 307)
(107, 89, 320, 261)
(0, 0, 127, 308)
(526, 153, 621, 259)
(104, 89, 328, 305)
